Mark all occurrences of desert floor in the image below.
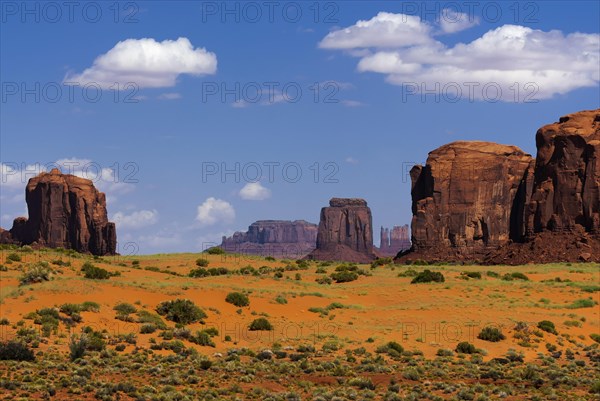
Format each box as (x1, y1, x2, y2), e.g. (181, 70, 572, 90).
(0, 247, 598, 400)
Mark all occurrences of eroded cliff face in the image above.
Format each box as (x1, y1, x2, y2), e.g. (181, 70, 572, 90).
(307, 198, 377, 263)
(220, 220, 317, 259)
(526, 109, 600, 234)
(2, 169, 116, 255)
(409, 141, 534, 258)
(399, 109, 600, 264)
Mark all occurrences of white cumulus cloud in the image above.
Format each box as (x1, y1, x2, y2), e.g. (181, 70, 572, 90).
(239, 182, 271, 200)
(196, 197, 235, 226)
(112, 209, 158, 229)
(320, 12, 599, 101)
(64, 37, 217, 89)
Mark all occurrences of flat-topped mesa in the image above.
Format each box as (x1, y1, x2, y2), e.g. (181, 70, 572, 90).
(526, 109, 600, 234)
(1, 169, 117, 255)
(307, 197, 377, 263)
(407, 141, 534, 260)
(220, 220, 317, 259)
(329, 198, 367, 207)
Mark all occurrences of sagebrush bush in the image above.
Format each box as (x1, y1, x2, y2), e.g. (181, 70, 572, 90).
(478, 327, 506, 342)
(537, 320, 558, 335)
(195, 258, 209, 267)
(455, 341, 477, 354)
(226, 292, 250, 307)
(249, 317, 273, 331)
(330, 271, 359, 283)
(411, 270, 445, 284)
(0, 341, 35, 361)
(156, 299, 206, 324)
(204, 247, 225, 255)
(81, 262, 110, 280)
(19, 262, 53, 285)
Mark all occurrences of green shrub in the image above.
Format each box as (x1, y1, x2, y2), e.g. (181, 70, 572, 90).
(590, 334, 600, 344)
(195, 258, 210, 267)
(265, 256, 276, 262)
(537, 320, 557, 335)
(156, 299, 206, 325)
(371, 257, 393, 268)
(502, 272, 529, 281)
(190, 331, 215, 347)
(81, 262, 111, 280)
(189, 267, 229, 278)
(316, 276, 333, 285)
(411, 270, 445, 284)
(7, 253, 21, 262)
(249, 317, 273, 331)
(486, 271, 500, 278)
(330, 271, 359, 283)
(376, 341, 404, 357)
(275, 295, 287, 304)
(19, 262, 53, 285)
(455, 342, 477, 354)
(461, 271, 482, 279)
(478, 327, 506, 342)
(114, 303, 137, 320)
(0, 341, 35, 361)
(225, 292, 250, 307)
(137, 310, 167, 329)
(140, 324, 157, 334)
(204, 247, 225, 255)
(80, 301, 100, 312)
(567, 298, 596, 309)
(69, 335, 88, 361)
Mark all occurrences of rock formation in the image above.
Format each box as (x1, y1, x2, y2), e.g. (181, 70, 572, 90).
(406, 141, 534, 260)
(399, 108, 600, 264)
(0, 169, 117, 255)
(377, 225, 411, 256)
(306, 198, 377, 263)
(220, 220, 317, 259)
(525, 109, 600, 234)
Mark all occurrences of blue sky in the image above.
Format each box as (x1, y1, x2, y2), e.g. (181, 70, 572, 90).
(1, 1, 599, 254)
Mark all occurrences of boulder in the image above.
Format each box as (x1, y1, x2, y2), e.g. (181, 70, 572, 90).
(1, 169, 116, 255)
(307, 198, 377, 263)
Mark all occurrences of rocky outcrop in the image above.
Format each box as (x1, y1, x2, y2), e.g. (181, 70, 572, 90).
(220, 220, 317, 259)
(377, 225, 411, 256)
(306, 198, 377, 263)
(525, 109, 600, 234)
(1, 169, 117, 255)
(405, 141, 534, 260)
(398, 109, 600, 264)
